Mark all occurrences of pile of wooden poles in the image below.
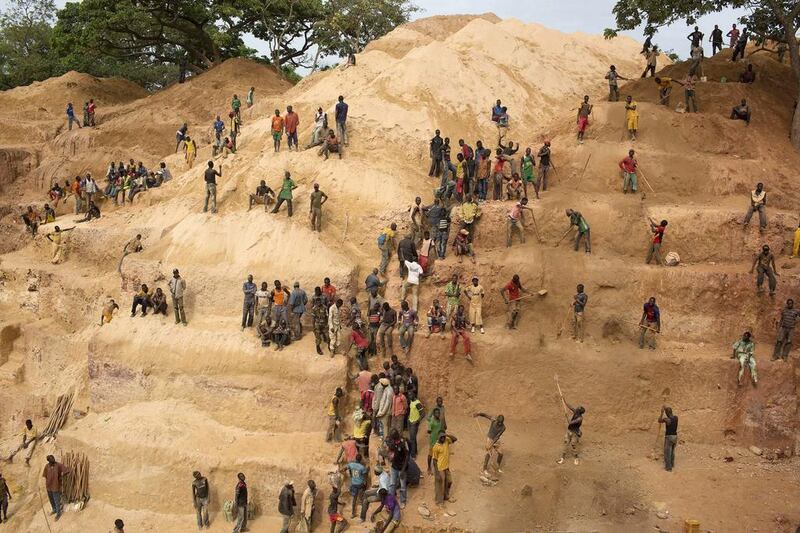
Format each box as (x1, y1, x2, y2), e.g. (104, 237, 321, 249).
(41, 392, 74, 439)
(61, 451, 90, 504)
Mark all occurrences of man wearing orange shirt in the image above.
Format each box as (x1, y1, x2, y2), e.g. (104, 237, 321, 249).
(271, 109, 285, 153)
(284, 105, 300, 151)
(390, 385, 408, 432)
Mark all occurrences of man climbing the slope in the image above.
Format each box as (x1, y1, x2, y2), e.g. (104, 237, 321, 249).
(538, 140, 553, 191)
(732, 331, 757, 386)
(46, 226, 73, 264)
(507, 197, 532, 247)
(646, 218, 668, 266)
(203, 161, 221, 214)
(625, 96, 639, 140)
(474, 412, 505, 476)
(501, 274, 529, 329)
(272, 171, 296, 217)
(576, 95, 593, 144)
(327, 387, 344, 442)
(639, 296, 661, 349)
(378, 223, 397, 277)
(741, 182, 767, 232)
(449, 304, 472, 362)
(750, 244, 778, 295)
(641, 46, 659, 78)
(184, 135, 197, 169)
(604, 65, 628, 102)
(773, 299, 799, 360)
(212, 115, 226, 156)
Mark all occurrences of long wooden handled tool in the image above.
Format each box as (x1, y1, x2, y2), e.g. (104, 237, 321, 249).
(556, 307, 573, 338)
(574, 153, 592, 190)
(637, 167, 656, 193)
(554, 227, 575, 247)
(528, 210, 543, 243)
(554, 375, 570, 423)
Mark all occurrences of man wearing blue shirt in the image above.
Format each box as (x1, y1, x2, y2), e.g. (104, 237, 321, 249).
(242, 274, 257, 330)
(335, 95, 349, 146)
(347, 455, 367, 517)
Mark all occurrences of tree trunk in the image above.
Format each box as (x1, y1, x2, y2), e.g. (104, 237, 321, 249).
(779, 6, 800, 150)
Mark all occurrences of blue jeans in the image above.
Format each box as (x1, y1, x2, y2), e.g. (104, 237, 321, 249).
(435, 230, 449, 258)
(390, 467, 408, 503)
(477, 178, 488, 200)
(47, 490, 62, 516)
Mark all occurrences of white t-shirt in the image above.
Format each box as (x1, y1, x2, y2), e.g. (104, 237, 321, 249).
(405, 261, 422, 285)
(256, 290, 270, 307)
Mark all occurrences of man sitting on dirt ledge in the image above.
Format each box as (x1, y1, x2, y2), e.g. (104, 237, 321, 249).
(732, 331, 758, 386)
(730, 99, 751, 125)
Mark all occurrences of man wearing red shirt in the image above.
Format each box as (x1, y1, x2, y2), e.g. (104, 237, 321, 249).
(284, 105, 300, 151)
(390, 385, 408, 432)
(619, 149, 638, 194)
(500, 274, 529, 329)
(346, 322, 370, 370)
(322, 278, 337, 306)
(646, 218, 668, 265)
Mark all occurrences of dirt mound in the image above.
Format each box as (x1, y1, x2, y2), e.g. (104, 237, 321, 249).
(0, 14, 799, 533)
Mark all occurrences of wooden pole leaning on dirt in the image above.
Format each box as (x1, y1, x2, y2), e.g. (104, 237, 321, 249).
(61, 451, 90, 504)
(637, 167, 656, 193)
(573, 153, 592, 189)
(42, 392, 75, 440)
(527, 210, 543, 243)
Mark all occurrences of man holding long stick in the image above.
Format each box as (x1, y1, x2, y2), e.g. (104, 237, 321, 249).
(555, 378, 585, 465)
(639, 297, 661, 349)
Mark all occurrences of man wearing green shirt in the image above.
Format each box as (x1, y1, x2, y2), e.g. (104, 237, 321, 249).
(732, 331, 757, 386)
(231, 94, 241, 120)
(444, 274, 461, 330)
(272, 171, 296, 217)
(521, 148, 538, 199)
(426, 407, 444, 474)
(565, 209, 591, 253)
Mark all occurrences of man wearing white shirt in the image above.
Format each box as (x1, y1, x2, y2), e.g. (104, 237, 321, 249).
(401, 260, 423, 311)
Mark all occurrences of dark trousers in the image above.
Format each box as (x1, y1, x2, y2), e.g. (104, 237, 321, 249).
(242, 300, 255, 327)
(712, 42, 722, 55)
(664, 435, 677, 471)
(409, 421, 420, 458)
(132, 296, 150, 315)
(641, 64, 655, 78)
(272, 197, 293, 216)
(47, 490, 62, 516)
(429, 158, 442, 177)
(732, 44, 745, 61)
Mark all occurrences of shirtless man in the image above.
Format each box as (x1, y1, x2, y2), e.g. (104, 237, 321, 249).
(118, 234, 143, 273)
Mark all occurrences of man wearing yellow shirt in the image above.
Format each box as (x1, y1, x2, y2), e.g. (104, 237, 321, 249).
(654, 77, 675, 106)
(459, 196, 481, 243)
(792, 223, 800, 258)
(624, 96, 639, 141)
(183, 136, 197, 169)
(407, 393, 424, 459)
(431, 432, 457, 505)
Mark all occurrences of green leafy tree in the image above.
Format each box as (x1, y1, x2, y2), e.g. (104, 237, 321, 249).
(0, 0, 61, 89)
(318, 0, 418, 57)
(606, 0, 800, 150)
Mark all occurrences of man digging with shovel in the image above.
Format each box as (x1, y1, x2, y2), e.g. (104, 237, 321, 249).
(555, 377, 585, 465)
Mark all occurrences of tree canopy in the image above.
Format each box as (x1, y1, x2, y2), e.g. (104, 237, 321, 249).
(0, 0, 417, 90)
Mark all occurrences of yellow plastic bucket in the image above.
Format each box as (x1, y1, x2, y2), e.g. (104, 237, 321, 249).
(685, 519, 700, 533)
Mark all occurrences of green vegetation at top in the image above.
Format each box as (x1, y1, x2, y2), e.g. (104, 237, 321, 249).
(0, 0, 417, 90)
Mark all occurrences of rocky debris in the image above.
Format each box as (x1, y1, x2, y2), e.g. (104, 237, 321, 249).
(520, 484, 532, 497)
(656, 511, 669, 519)
(417, 504, 431, 518)
(749, 445, 763, 456)
(624, 507, 636, 515)
(665, 251, 680, 266)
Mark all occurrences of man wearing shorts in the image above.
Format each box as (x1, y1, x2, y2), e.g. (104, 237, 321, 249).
(576, 96, 592, 144)
(271, 109, 285, 152)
